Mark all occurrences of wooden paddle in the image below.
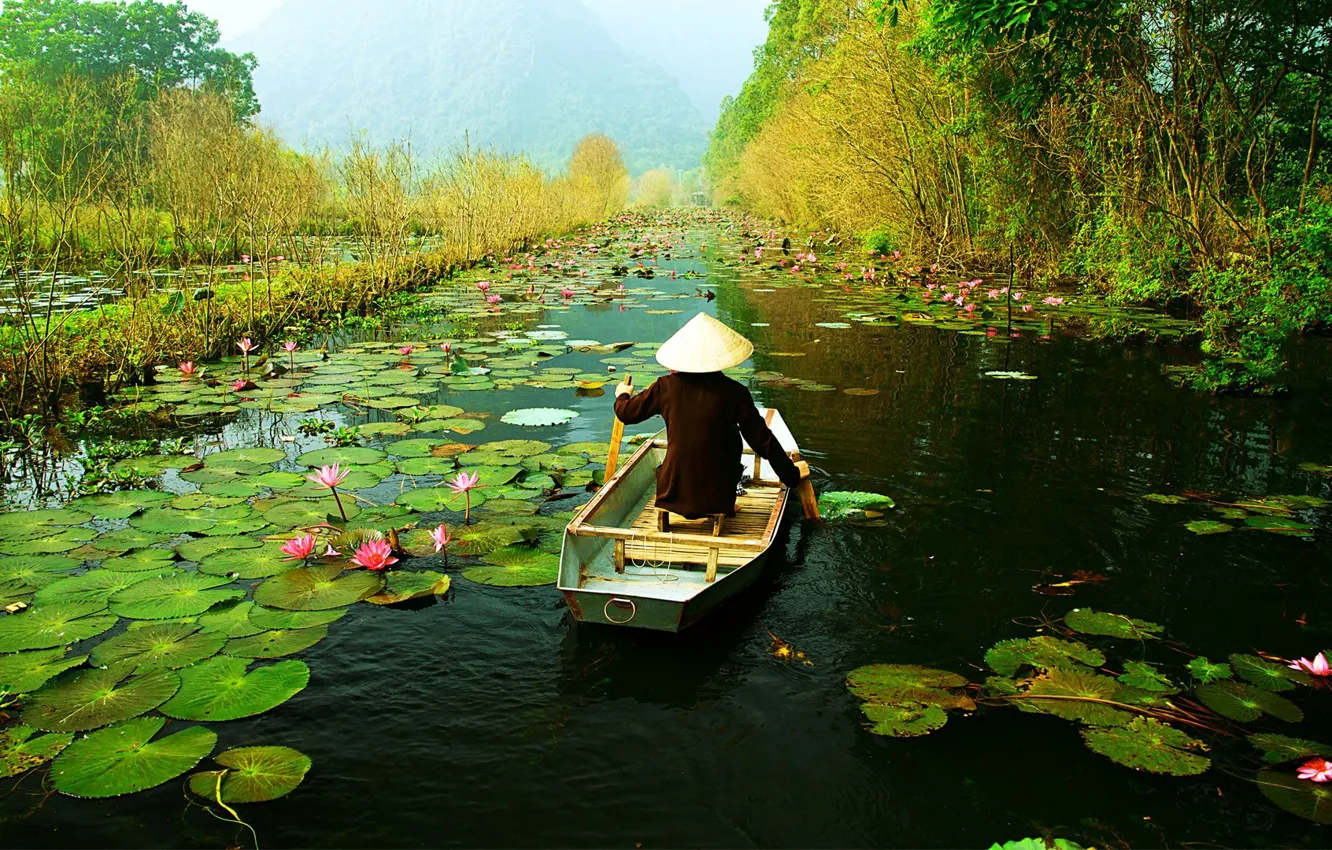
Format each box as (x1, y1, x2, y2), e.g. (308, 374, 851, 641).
(603, 374, 631, 484)
(792, 451, 822, 522)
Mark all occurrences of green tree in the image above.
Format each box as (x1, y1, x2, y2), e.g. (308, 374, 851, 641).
(0, 0, 258, 118)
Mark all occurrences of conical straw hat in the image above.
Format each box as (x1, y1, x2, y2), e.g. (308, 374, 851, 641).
(655, 312, 754, 373)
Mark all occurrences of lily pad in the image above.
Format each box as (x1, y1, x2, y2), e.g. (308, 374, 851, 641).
(395, 486, 489, 513)
(294, 447, 387, 467)
(188, 746, 312, 804)
(1117, 661, 1178, 693)
(1231, 653, 1307, 692)
(68, 491, 173, 520)
(1195, 681, 1303, 722)
(1256, 768, 1332, 824)
(254, 564, 383, 610)
(1186, 656, 1233, 683)
(89, 623, 225, 671)
(0, 725, 73, 779)
(206, 447, 286, 465)
(846, 664, 973, 737)
(0, 509, 92, 542)
(197, 600, 263, 638)
(1016, 668, 1133, 726)
(226, 626, 329, 659)
(100, 548, 179, 572)
(160, 655, 309, 721)
(1184, 520, 1232, 535)
(50, 716, 216, 798)
(264, 498, 361, 529)
(985, 637, 1104, 677)
(24, 666, 180, 732)
(463, 546, 559, 586)
(198, 542, 289, 579)
(1064, 608, 1163, 640)
(365, 571, 451, 604)
(1244, 515, 1314, 536)
(500, 408, 580, 427)
(1141, 493, 1188, 504)
(129, 507, 217, 535)
(0, 648, 89, 693)
(110, 573, 243, 620)
(819, 491, 896, 521)
(1081, 717, 1210, 776)
(0, 602, 118, 652)
(177, 535, 262, 562)
(248, 606, 348, 630)
(1249, 733, 1332, 764)
(34, 568, 164, 606)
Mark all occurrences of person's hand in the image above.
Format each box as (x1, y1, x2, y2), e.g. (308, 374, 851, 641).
(794, 461, 811, 480)
(615, 381, 633, 397)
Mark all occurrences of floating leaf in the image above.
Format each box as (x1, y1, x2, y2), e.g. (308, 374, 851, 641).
(1141, 493, 1188, 504)
(110, 573, 243, 620)
(1081, 717, 1209, 776)
(226, 626, 328, 659)
(1184, 520, 1232, 535)
(0, 509, 92, 542)
(100, 548, 178, 572)
(188, 746, 312, 804)
(35, 568, 164, 606)
(985, 637, 1104, 677)
(1231, 653, 1307, 692)
(68, 491, 173, 520)
(1064, 608, 1163, 640)
(0, 602, 118, 652)
(395, 486, 489, 513)
(89, 623, 225, 671)
(294, 447, 387, 467)
(988, 838, 1086, 850)
(177, 535, 262, 562)
(206, 447, 285, 465)
(1248, 733, 1332, 764)
(1256, 768, 1332, 824)
(1195, 681, 1303, 722)
(819, 491, 896, 521)
(254, 564, 383, 610)
(463, 546, 559, 586)
(1244, 516, 1314, 536)
(248, 605, 348, 630)
(365, 571, 451, 604)
(263, 498, 361, 528)
(129, 507, 217, 535)
(1016, 668, 1133, 726)
(0, 725, 73, 779)
(451, 522, 534, 555)
(846, 664, 972, 737)
(500, 407, 579, 427)
(860, 703, 949, 737)
(160, 655, 309, 721)
(50, 716, 215, 798)
(1186, 656, 1232, 683)
(24, 666, 180, 732)
(1117, 661, 1178, 693)
(197, 600, 263, 638)
(0, 648, 88, 693)
(198, 542, 289, 579)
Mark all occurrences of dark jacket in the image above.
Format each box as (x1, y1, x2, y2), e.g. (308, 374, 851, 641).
(614, 372, 801, 518)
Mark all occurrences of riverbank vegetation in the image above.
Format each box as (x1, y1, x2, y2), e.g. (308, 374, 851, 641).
(0, 0, 630, 426)
(707, 0, 1332, 391)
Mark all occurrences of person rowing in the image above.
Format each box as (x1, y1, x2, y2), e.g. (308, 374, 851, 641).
(613, 312, 810, 519)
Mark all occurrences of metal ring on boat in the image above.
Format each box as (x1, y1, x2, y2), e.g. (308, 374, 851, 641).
(604, 597, 637, 625)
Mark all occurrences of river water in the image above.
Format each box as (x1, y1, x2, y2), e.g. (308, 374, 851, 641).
(4, 213, 1331, 848)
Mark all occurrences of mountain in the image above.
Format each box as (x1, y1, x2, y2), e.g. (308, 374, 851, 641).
(227, 0, 709, 172)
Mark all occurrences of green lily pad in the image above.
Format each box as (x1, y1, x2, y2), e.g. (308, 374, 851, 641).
(226, 626, 328, 659)
(1195, 681, 1303, 722)
(1231, 653, 1308, 692)
(860, 702, 949, 737)
(24, 666, 180, 732)
(50, 716, 216, 798)
(198, 541, 289, 579)
(294, 447, 387, 467)
(387, 438, 451, 458)
(264, 498, 361, 529)
(365, 571, 451, 604)
(1016, 667, 1133, 726)
(110, 573, 244, 620)
(177, 535, 262, 562)
(395, 486, 489, 513)
(1186, 656, 1233, 683)
(159, 655, 309, 721)
(0, 509, 92, 542)
(1249, 733, 1332, 764)
(1256, 768, 1332, 824)
(89, 623, 225, 671)
(1117, 661, 1178, 693)
(435, 417, 486, 434)
(100, 548, 179, 572)
(0, 527, 96, 554)
(188, 746, 312, 804)
(819, 491, 896, 521)
(1064, 608, 1163, 640)
(0, 602, 118, 652)
(34, 568, 164, 606)
(68, 491, 174, 520)
(93, 528, 172, 551)
(247, 606, 348, 630)
(254, 564, 383, 610)
(129, 507, 217, 535)
(463, 546, 559, 586)
(206, 447, 286, 465)
(197, 601, 263, 638)
(0, 648, 89, 693)
(0, 725, 73, 779)
(1081, 717, 1210, 776)
(846, 664, 971, 737)
(500, 408, 580, 427)
(985, 637, 1104, 677)
(1141, 493, 1188, 504)
(1184, 520, 1232, 535)
(1244, 515, 1314, 536)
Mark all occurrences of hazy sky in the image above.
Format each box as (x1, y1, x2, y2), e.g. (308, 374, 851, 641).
(185, 0, 770, 120)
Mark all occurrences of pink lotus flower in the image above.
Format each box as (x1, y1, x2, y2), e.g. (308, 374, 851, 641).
(754, 248, 763, 258)
(448, 470, 481, 523)
(430, 524, 451, 564)
(1022, 304, 1034, 313)
(1298, 757, 1332, 782)
(281, 341, 298, 369)
(308, 463, 350, 521)
(350, 538, 397, 571)
(561, 288, 576, 298)
(486, 294, 502, 305)
(1043, 296, 1065, 306)
(476, 281, 490, 293)
(178, 361, 197, 377)
(323, 544, 341, 558)
(964, 303, 977, 314)
(398, 345, 414, 356)
(230, 379, 247, 392)
(241, 254, 251, 264)
(280, 535, 317, 562)
(236, 338, 255, 355)
(1288, 652, 1330, 676)
(439, 343, 452, 355)
(1011, 291, 1024, 301)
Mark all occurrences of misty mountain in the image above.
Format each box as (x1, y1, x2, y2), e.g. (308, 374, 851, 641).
(229, 0, 709, 172)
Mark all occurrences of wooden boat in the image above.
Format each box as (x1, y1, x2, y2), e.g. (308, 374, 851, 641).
(558, 408, 810, 632)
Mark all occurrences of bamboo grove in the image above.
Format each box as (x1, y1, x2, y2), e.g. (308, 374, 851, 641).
(707, 0, 1332, 390)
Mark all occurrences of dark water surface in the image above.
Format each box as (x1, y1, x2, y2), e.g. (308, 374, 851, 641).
(5, 221, 1332, 848)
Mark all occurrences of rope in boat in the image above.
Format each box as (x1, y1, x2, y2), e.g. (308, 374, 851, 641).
(620, 522, 679, 583)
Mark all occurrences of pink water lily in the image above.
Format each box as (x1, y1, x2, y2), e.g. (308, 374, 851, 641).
(230, 379, 247, 392)
(280, 535, 317, 562)
(323, 544, 341, 558)
(448, 471, 481, 524)
(282, 341, 298, 370)
(1298, 757, 1332, 782)
(178, 361, 197, 377)
(1288, 652, 1330, 676)
(236, 337, 255, 355)
(430, 523, 452, 565)
(350, 538, 397, 572)
(241, 254, 251, 264)
(439, 343, 452, 355)
(308, 463, 350, 521)
(476, 281, 490, 293)
(561, 288, 576, 298)
(1043, 296, 1065, 306)
(398, 345, 415, 356)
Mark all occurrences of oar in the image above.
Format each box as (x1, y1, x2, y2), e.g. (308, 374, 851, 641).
(792, 451, 822, 521)
(603, 374, 631, 485)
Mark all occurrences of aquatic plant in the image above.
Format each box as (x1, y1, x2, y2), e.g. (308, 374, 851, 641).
(846, 609, 1332, 824)
(349, 539, 397, 572)
(1289, 653, 1330, 677)
(447, 471, 481, 524)
(430, 524, 452, 565)
(279, 535, 317, 563)
(306, 463, 350, 522)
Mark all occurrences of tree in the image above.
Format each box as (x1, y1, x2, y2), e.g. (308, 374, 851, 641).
(567, 133, 629, 218)
(633, 168, 675, 208)
(0, 0, 259, 118)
